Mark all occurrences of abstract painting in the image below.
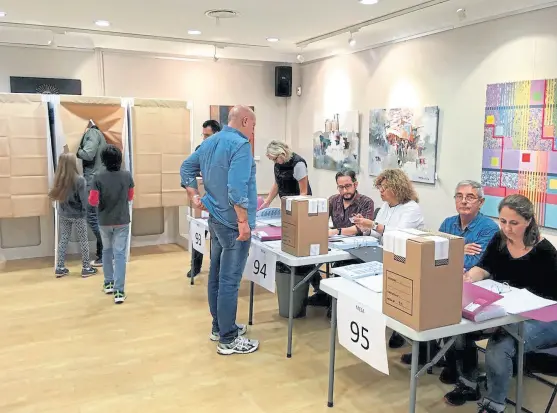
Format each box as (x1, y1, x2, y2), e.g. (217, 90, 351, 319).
(210, 105, 255, 154)
(368, 106, 439, 184)
(481, 79, 557, 229)
(312, 111, 360, 173)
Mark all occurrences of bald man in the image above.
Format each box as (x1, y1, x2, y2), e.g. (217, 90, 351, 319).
(180, 105, 259, 355)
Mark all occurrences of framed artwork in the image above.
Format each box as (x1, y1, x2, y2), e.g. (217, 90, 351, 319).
(368, 106, 439, 184)
(209, 105, 255, 154)
(10, 77, 82, 95)
(481, 79, 557, 228)
(312, 111, 360, 173)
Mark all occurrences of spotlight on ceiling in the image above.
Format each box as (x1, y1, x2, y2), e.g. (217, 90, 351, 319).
(0, 11, 6, 17)
(456, 8, 467, 20)
(359, 0, 378, 4)
(95, 20, 110, 27)
(266, 37, 280, 42)
(297, 54, 305, 63)
(188, 29, 202, 35)
(348, 34, 356, 47)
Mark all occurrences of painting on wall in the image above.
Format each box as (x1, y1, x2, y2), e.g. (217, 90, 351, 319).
(312, 111, 360, 173)
(10, 76, 82, 95)
(481, 79, 557, 229)
(210, 105, 255, 154)
(368, 106, 439, 184)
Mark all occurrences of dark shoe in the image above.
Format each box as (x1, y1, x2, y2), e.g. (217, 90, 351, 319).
(55, 268, 69, 278)
(81, 267, 98, 278)
(389, 332, 406, 349)
(439, 367, 458, 385)
(307, 292, 330, 307)
(400, 351, 428, 366)
(477, 401, 502, 413)
(444, 382, 481, 407)
(91, 258, 103, 267)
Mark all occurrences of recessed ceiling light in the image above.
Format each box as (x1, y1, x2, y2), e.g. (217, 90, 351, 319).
(267, 37, 280, 42)
(95, 20, 110, 27)
(0, 11, 6, 17)
(188, 29, 202, 35)
(359, 0, 378, 4)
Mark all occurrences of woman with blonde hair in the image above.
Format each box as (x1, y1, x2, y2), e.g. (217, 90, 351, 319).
(49, 152, 97, 278)
(353, 168, 424, 348)
(259, 140, 312, 209)
(353, 168, 424, 240)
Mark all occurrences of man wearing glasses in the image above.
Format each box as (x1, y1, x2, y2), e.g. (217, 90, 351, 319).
(187, 120, 221, 279)
(439, 180, 499, 272)
(308, 170, 375, 310)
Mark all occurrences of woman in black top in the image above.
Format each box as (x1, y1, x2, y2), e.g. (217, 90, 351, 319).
(259, 140, 312, 209)
(444, 194, 557, 413)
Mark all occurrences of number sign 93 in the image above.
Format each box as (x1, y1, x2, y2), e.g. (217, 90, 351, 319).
(244, 244, 277, 293)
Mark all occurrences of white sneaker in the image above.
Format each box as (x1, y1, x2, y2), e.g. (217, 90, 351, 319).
(209, 324, 247, 342)
(217, 336, 259, 355)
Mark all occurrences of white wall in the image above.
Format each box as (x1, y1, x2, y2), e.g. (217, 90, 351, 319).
(298, 6, 557, 245)
(0, 46, 296, 259)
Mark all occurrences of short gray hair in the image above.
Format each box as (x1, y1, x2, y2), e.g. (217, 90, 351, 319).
(455, 180, 484, 198)
(266, 140, 292, 162)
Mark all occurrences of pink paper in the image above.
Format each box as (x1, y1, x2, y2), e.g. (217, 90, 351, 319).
(521, 304, 557, 322)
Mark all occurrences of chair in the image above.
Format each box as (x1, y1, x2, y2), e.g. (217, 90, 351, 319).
(373, 207, 380, 220)
(476, 341, 557, 413)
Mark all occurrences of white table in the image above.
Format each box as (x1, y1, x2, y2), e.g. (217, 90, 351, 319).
(320, 277, 527, 413)
(187, 216, 354, 357)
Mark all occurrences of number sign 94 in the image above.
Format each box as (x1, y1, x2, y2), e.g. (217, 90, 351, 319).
(244, 244, 277, 293)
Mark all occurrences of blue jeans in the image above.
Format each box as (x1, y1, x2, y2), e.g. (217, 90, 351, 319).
(100, 224, 130, 293)
(485, 320, 557, 405)
(207, 216, 251, 344)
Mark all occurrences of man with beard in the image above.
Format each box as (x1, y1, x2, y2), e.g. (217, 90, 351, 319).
(307, 170, 375, 311)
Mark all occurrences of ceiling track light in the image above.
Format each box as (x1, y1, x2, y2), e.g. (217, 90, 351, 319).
(348, 32, 356, 47)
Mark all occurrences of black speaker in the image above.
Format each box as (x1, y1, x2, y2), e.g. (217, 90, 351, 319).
(275, 66, 292, 97)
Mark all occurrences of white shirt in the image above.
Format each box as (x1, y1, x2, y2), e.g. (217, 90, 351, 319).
(370, 200, 425, 240)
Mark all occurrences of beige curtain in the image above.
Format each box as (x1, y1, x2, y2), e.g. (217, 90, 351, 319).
(132, 99, 190, 208)
(0, 93, 50, 218)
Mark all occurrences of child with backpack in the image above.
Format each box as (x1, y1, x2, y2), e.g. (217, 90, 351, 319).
(88, 145, 134, 304)
(49, 153, 98, 278)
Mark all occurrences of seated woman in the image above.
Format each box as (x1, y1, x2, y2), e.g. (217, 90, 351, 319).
(353, 168, 424, 348)
(444, 194, 557, 413)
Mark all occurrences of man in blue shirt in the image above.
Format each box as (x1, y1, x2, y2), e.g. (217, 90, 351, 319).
(440, 180, 499, 272)
(400, 180, 499, 381)
(180, 105, 259, 356)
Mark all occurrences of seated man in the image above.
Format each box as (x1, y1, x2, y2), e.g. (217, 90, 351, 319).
(308, 170, 375, 309)
(400, 180, 499, 379)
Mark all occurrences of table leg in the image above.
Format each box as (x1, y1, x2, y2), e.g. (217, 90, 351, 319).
(249, 281, 255, 325)
(327, 297, 338, 408)
(190, 244, 195, 286)
(516, 321, 525, 413)
(326, 262, 330, 278)
(287, 266, 295, 358)
(409, 340, 420, 413)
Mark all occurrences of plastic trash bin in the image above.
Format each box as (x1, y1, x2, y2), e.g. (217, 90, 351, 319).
(275, 263, 313, 318)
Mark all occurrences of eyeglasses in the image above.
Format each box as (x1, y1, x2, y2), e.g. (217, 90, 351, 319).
(454, 194, 479, 202)
(375, 185, 387, 192)
(337, 184, 354, 191)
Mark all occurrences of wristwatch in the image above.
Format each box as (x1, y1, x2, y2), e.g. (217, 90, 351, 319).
(371, 221, 379, 231)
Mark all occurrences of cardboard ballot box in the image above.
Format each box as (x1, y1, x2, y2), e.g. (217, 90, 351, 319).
(382, 229, 464, 331)
(188, 177, 206, 219)
(281, 196, 328, 257)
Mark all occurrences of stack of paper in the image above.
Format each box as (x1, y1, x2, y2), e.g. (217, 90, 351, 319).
(329, 236, 379, 250)
(355, 276, 384, 293)
(332, 261, 383, 279)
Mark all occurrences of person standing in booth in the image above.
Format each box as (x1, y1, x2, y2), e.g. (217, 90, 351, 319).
(259, 141, 311, 209)
(76, 121, 107, 267)
(180, 106, 259, 355)
(187, 120, 222, 279)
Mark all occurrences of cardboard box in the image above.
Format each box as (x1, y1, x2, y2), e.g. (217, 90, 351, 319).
(188, 177, 205, 218)
(382, 229, 464, 331)
(281, 196, 328, 257)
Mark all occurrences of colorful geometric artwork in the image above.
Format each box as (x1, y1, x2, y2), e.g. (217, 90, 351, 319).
(480, 79, 557, 229)
(210, 105, 255, 155)
(312, 111, 360, 173)
(368, 106, 440, 184)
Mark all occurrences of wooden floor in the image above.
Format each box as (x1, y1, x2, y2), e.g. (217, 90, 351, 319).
(0, 245, 555, 413)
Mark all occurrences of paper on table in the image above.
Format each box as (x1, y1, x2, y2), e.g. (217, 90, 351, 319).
(497, 289, 556, 314)
(355, 276, 384, 293)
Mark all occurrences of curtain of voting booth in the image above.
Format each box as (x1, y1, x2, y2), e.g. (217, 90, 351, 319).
(0, 93, 52, 218)
(130, 99, 191, 209)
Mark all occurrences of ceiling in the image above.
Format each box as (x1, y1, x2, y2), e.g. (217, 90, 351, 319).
(0, 0, 556, 63)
